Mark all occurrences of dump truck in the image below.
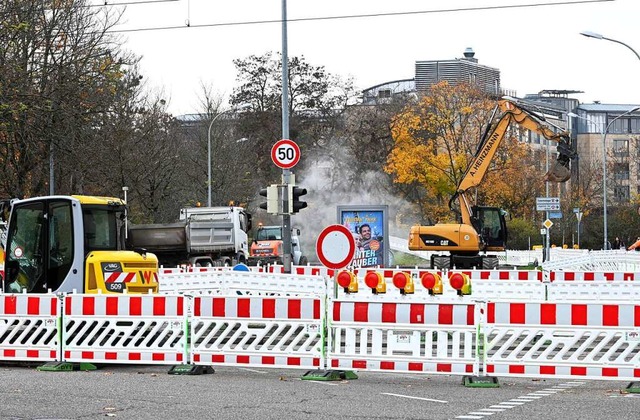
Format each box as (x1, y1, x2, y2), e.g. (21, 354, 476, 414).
(127, 206, 252, 267)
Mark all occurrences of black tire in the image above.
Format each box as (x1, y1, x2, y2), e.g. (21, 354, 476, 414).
(481, 257, 499, 269)
(432, 255, 451, 270)
(298, 256, 308, 266)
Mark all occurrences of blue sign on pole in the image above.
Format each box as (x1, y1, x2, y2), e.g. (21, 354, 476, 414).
(549, 211, 563, 219)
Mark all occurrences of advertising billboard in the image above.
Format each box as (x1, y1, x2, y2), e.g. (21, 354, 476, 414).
(337, 205, 388, 268)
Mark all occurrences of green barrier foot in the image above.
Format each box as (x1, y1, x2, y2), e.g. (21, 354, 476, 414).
(463, 376, 500, 388)
(624, 382, 640, 393)
(167, 364, 215, 375)
(301, 369, 358, 381)
(37, 362, 97, 372)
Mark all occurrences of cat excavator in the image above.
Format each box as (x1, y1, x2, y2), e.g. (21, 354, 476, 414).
(408, 98, 577, 269)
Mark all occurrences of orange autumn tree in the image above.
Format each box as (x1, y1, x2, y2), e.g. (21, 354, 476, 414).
(385, 81, 539, 224)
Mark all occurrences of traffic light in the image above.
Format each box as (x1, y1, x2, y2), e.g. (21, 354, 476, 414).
(289, 185, 307, 213)
(258, 185, 279, 214)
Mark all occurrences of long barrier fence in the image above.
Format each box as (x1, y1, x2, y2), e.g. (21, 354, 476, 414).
(1, 266, 639, 384)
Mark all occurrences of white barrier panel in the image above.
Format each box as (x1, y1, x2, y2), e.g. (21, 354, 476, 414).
(0, 294, 60, 362)
(191, 295, 324, 369)
(550, 271, 637, 281)
(62, 294, 187, 365)
(328, 299, 479, 375)
(159, 270, 327, 297)
(484, 301, 640, 381)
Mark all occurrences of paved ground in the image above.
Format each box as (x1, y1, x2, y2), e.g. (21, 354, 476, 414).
(0, 363, 637, 419)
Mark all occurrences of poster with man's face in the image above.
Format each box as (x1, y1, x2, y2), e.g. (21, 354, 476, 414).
(337, 205, 388, 268)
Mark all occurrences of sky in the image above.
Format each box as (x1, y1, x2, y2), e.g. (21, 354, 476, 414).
(108, 0, 640, 116)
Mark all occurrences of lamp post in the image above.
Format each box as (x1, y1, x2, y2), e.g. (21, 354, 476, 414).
(207, 109, 233, 208)
(580, 31, 640, 61)
(569, 108, 640, 249)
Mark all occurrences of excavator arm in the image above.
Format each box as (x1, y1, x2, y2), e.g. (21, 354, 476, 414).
(453, 98, 576, 226)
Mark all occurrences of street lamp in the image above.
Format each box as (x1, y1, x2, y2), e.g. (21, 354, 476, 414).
(580, 31, 640, 61)
(569, 108, 640, 249)
(207, 108, 242, 207)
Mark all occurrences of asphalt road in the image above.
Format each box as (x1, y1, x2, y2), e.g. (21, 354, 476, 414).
(0, 364, 637, 419)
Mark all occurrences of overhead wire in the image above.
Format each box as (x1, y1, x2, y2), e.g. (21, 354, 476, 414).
(108, 0, 614, 33)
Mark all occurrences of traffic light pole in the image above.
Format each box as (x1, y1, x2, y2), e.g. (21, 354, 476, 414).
(281, 0, 292, 273)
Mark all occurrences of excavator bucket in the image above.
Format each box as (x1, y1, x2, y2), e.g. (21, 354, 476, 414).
(544, 160, 571, 183)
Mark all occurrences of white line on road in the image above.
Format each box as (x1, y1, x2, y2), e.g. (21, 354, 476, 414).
(303, 380, 340, 386)
(237, 368, 267, 374)
(381, 393, 448, 403)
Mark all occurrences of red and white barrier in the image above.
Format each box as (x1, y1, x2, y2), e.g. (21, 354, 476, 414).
(0, 294, 60, 362)
(62, 294, 187, 365)
(328, 299, 479, 375)
(190, 295, 324, 369)
(484, 301, 640, 381)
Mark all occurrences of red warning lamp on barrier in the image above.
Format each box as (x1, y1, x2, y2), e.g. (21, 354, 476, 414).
(420, 272, 443, 295)
(449, 272, 472, 296)
(336, 270, 358, 293)
(364, 271, 386, 294)
(392, 272, 414, 295)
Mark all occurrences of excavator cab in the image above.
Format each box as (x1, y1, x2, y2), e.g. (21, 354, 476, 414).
(472, 206, 508, 251)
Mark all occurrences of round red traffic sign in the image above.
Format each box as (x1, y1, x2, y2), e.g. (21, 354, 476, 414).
(316, 224, 356, 270)
(271, 139, 300, 169)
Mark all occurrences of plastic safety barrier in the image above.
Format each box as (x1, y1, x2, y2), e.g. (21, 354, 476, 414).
(483, 301, 640, 381)
(62, 294, 188, 364)
(190, 295, 325, 369)
(328, 298, 479, 375)
(0, 293, 60, 362)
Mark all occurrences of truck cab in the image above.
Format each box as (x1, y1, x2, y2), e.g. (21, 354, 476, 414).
(248, 225, 307, 266)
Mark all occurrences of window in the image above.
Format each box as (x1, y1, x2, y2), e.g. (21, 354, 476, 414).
(631, 118, 640, 133)
(378, 89, 391, 99)
(613, 139, 629, 157)
(609, 117, 629, 134)
(614, 162, 629, 180)
(614, 185, 630, 201)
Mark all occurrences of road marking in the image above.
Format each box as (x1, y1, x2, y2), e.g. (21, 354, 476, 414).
(469, 411, 495, 416)
(303, 380, 339, 386)
(455, 416, 484, 419)
(381, 393, 447, 403)
(483, 408, 507, 412)
(237, 368, 267, 374)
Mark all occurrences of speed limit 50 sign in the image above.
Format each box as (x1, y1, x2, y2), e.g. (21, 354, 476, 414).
(271, 139, 300, 169)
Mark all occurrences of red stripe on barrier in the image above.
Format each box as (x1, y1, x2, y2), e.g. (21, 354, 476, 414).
(408, 362, 423, 371)
(237, 298, 250, 318)
(382, 303, 396, 323)
(354, 302, 368, 322)
(541, 303, 556, 325)
(509, 365, 525, 374)
(584, 272, 594, 281)
(212, 298, 225, 317)
(571, 366, 587, 376)
(380, 361, 395, 370)
(152, 353, 165, 361)
(105, 272, 119, 283)
(487, 302, 495, 323)
(333, 302, 341, 322)
(194, 298, 201, 317)
(314, 299, 320, 320)
(510, 303, 525, 324)
(635, 306, 640, 326)
(106, 352, 118, 360)
(564, 272, 575, 281)
(467, 305, 475, 325)
(212, 355, 224, 363)
(49, 350, 56, 359)
(83, 296, 95, 316)
(237, 355, 250, 364)
(295, 267, 304, 275)
(3, 349, 15, 357)
(262, 299, 275, 318)
(480, 271, 490, 280)
(602, 368, 618, 377)
(486, 364, 495, 373)
(438, 304, 453, 325)
(635, 369, 640, 378)
(262, 356, 275, 365)
(466, 365, 473, 373)
(548, 271, 556, 282)
(129, 353, 141, 361)
(287, 357, 301, 366)
(64, 351, 70, 359)
(129, 296, 142, 316)
(288, 299, 301, 319)
(153, 296, 166, 316)
(177, 296, 184, 316)
(540, 365, 555, 375)
(624, 273, 634, 281)
(50, 297, 57, 316)
(331, 359, 339, 368)
(518, 271, 530, 281)
(499, 271, 509, 280)
(27, 297, 40, 315)
(106, 296, 118, 316)
(437, 363, 452, 372)
(604, 273, 614, 281)
(410, 304, 425, 324)
(572, 304, 587, 325)
(353, 360, 367, 369)
(125, 273, 136, 283)
(82, 351, 94, 360)
(603, 305, 619, 326)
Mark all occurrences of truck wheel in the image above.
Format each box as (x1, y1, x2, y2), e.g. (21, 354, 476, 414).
(236, 252, 246, 265)
(298, 256, 308, 266)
